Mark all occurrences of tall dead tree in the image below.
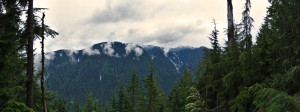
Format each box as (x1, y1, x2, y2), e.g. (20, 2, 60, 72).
(41, 12, 47, 112)
(227, 0, 234, 46)
(26, 0, 34, 108)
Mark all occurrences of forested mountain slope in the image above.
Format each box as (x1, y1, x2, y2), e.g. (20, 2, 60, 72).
(44, 42, 205, 103)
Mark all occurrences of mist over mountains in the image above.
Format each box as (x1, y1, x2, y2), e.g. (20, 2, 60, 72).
(42, 42, 205, 103)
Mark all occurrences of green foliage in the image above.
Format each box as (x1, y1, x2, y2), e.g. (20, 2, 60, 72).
(185, 87, 206, 112)
(126, 69, 142, 112)
(84, 92, 98, 112)
(143, 60, 166, 112)
(253, 88, 300, 112)
(2, 101, 34, 112)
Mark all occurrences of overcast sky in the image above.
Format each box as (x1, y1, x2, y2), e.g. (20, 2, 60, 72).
(33, 0, 270, 52)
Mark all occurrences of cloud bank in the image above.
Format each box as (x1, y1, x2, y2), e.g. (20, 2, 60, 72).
(34, 0, 270, 52)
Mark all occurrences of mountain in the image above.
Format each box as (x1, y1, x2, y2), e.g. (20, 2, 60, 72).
(44, 42, 205, 104)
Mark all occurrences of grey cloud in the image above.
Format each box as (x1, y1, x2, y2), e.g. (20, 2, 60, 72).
(88, 1, 145, 24)
(82, 46, 100, 55)
(34, 52, 55, 71)
(103, 42, 120, 57)
(141, 22, 205, 44)
(125, 43, 143, 57)
(67, 50, 79, 63)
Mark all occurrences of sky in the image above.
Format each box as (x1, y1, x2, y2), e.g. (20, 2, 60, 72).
(33, 0, 270, 52)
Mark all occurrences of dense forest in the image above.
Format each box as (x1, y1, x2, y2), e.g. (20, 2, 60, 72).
(0, 0, 300, 112)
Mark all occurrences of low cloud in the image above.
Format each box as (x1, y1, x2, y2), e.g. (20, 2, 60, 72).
(82, 46, 100, 55)
(103, 42, 120, 57)
(125, 43, 143, 57)
(67, 50, 79, 63)
(162, 47, 170, 57)
(34, 52, 55, 71)
(134, 47, 143, 57)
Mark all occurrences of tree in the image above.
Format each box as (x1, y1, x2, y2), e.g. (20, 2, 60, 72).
(126, 69, 142, 112)
(240, 0, 254, 51)
(74, 100, 81, 112)
(110, 95, 117, 112)
(143, 60, 166, 112)
(117, 85, 125, 112)
(84, 92, 97, 112)
(227, 0, 234, 46)
(0, 0, 28, 110)
(40, 12, 47, 112)
(26, 0, 34, 108)
(185, 87, 206, 112)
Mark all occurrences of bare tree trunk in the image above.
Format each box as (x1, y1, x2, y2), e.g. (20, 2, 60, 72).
(227, 0, 234, 46)
(26, 0, 34, 108)
(41, 12, 47, 112)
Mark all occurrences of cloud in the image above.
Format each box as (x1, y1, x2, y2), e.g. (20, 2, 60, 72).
(134, 47, 143, 57)
(125, 43, 143, 57)
(125, 43, 137, 55)
(82, 46, 100, 55)
(147, 22, 204, 44)
(88, 0, 147, 24)
(103, 42, 120, 57)
(34, 52, 55, 71)
(66, 50, 79, 63)
(34, 0, 270, 52)
(162, 47, 170, 57)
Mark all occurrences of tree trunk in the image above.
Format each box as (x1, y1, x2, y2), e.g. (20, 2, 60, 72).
(227, 0, 234, 46)
(26, 0, 34, 108)
(41, 13, 47, 112)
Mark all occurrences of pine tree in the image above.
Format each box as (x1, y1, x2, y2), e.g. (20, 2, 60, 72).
(227, 0, 235, 46)
(185, 87, 206, 112)
(143, 60, 166, 112)
(74, 100, 81, 112)
(110, 95, 117, 112)
(117, 85, 125, 112)
(126, 69, 141, 112)
(40, 12, 47, 112)
(26, 0, 34, 108)
(167, 82, 183, 112)
(0, 0, 28, 111)
(84, 92, 97, 112)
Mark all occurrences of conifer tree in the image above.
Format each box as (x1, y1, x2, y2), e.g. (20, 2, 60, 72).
(26, 0, 34, 108)
(117, 85, 125, 112)
(110, 95, 117, 112)
(227, 0, 234, 46)
(84, 92, 97, 112)
(126, 69, 141, 112)
(74, 100, 81, 112)
(40, 12, 47, 112)
(143, 60, 166, 112)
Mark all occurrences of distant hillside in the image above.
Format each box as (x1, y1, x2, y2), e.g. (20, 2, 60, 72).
(44, 42, 205, 104)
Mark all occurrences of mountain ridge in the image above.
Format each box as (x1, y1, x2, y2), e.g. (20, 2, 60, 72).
(43, 41, 205, 104)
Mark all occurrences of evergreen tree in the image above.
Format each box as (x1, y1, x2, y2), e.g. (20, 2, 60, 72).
(143, 60, 166, 112)
(227, 0, 235, 46)
(84, 92, 97, 112)
(117, 85, 125, 112)
(40, 12, 47, 112)
(126, 69, 142, 112)
(74, 100, 81, 112)
(167, 82, 183, 112)
(185, 87, 206, 112)
(26, 0, 34, 108)
(110, 95, 117, 112)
